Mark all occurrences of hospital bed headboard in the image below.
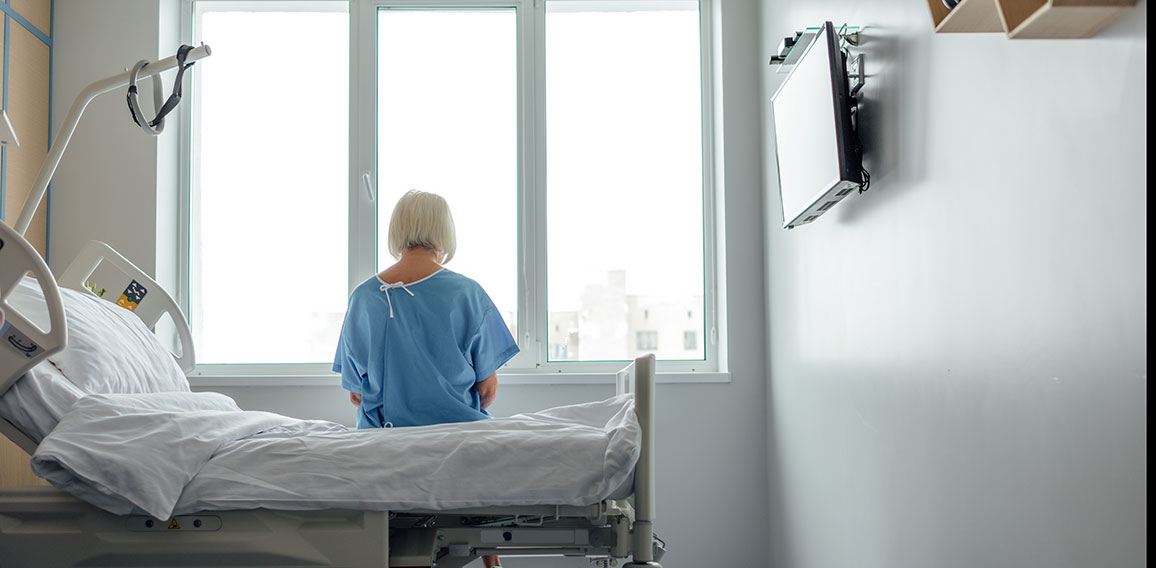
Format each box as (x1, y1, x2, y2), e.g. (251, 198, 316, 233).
(56, 240, 195, 374)
(0, 222, 67, 398)
(0, 227, 196, 399)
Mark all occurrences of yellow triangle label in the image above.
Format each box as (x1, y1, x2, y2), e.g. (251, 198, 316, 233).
(168, 519, 181, 530)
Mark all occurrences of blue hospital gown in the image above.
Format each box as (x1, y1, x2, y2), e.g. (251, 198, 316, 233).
(333, 269, 519, 428)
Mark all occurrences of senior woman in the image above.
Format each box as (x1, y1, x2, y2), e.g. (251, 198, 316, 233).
(333, 190, 517, 568)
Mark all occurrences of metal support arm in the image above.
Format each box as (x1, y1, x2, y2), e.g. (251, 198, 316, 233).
(12, 44, 211, 236)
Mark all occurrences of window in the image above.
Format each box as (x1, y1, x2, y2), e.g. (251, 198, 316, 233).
(373, 7, 519, 341)
(188, 0, 716, 376)
(545, 1, 706, 365)
(189, 1, 349, 365)
(636, 331, 658, 351)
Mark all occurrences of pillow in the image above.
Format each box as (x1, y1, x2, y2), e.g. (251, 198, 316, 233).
(7, 276, 190, 395)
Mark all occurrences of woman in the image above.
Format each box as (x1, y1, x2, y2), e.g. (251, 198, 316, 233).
(333, 190, 517, 568)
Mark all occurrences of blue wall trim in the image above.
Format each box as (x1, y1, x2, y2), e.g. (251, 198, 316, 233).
(0, 2, 50, 47)
(1, 13, 9, 222)
(46, 0, 53, 264)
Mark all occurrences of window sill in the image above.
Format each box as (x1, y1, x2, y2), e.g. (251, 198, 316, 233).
(188, 371, 731, 388)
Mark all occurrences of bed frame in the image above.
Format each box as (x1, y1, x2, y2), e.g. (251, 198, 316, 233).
(0, 221, 663, 567)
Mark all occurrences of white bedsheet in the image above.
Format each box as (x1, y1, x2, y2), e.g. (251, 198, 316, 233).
(31, 391, 639, 519)
(0, 363, 85, 441)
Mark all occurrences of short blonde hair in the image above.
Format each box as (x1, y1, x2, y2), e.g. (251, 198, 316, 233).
(387, 190, 457, 263)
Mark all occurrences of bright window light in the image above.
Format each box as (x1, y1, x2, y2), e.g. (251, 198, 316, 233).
(191, 5, 349, 364)
(375, 9, 518, 342)
(187, 0, 715, 373)
(545, 1, 705, 362)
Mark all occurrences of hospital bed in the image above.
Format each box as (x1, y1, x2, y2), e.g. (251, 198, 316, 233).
(0, 219, 665, 568)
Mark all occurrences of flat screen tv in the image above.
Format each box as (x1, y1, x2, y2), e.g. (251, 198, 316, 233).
(770, 21, 862, 229)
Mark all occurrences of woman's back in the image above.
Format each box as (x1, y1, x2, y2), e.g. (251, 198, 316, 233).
(334, 269, 518, 428)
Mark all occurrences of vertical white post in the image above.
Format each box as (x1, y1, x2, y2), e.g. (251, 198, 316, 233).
(627, 353, 660, 567)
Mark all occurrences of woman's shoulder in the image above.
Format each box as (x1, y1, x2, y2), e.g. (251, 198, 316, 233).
(432, 269, 482, 289)
(354, 275, 382, 292)
(347, 276, 386, 303)
(431, 270, 496, 304)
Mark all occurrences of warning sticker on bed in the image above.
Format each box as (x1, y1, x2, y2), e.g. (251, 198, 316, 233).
(115, 280, 148, 312)
(0, 321, 41, 358)
(168, 519, 181, 530)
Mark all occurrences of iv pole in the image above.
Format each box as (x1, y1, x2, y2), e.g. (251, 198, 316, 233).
(11, 44, 212, 236)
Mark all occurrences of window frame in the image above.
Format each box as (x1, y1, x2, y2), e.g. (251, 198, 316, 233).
(182, 0, 721, 380)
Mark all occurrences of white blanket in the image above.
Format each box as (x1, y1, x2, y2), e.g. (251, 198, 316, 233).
(30, 392, 332, 518)
(31, 391, 639, 520)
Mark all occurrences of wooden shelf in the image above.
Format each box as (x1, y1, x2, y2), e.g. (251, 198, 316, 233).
(997, 0, 1136, 39)
(927, 0, 1006, 33)
(927, 0, 1137, 37)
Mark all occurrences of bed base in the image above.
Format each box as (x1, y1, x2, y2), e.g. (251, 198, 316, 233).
(0, 354, 661, 567)
(0, 487, 660, 567)
(0, 486, 389, 567)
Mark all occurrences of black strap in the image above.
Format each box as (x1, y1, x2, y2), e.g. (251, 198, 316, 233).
(149, 44, 196, 128)
(126, 84, 144, 128)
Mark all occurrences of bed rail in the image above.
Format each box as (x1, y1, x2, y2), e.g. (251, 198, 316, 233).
(0, 222, 67, 398)
(624, 353, 660, 567)
(57, 240, 195, 373)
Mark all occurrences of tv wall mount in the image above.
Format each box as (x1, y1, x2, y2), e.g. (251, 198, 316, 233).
(770, 24, 864, 97)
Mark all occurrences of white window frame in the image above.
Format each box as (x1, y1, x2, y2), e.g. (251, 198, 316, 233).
(182, 0, 724, 383)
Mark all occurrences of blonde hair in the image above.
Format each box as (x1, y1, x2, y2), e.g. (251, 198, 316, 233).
(387, 190, 457, 263)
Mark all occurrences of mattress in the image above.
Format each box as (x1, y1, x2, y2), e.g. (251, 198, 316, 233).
(176, 394, 640, 515)
(30, 390, 640, 519)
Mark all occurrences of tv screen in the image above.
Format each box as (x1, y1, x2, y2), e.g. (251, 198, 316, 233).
(770, 21, 862, 229)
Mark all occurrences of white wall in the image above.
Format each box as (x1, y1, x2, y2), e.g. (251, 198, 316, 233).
(50, 0, 182, 296)
(759, 2, 1147, 568)
(49, 1, 771, 567)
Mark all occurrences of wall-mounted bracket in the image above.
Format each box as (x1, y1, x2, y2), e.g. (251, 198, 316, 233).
(848, 53, 865, 97)
(769, 31, 816, 72)
(767, 30, 813, 69)
(769, 25, 862, 74)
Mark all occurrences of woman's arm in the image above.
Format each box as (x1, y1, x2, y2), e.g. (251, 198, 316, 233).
(477, 373, 498, 410)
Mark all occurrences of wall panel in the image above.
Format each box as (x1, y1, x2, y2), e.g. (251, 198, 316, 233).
(0, 0, 51, 487)
(759, 2, 1147, 568)
(10, 0, 51, 35)
(4, 17, 50, 255)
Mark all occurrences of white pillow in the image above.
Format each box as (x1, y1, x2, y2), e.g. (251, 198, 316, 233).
(8, 276, 190, 395)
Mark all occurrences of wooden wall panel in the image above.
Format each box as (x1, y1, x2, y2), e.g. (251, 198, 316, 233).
(5, 22, 51, 257)
(10, 0, 52, 36)
(1, 2, 52, 487)
(0, 434, 46, 486)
